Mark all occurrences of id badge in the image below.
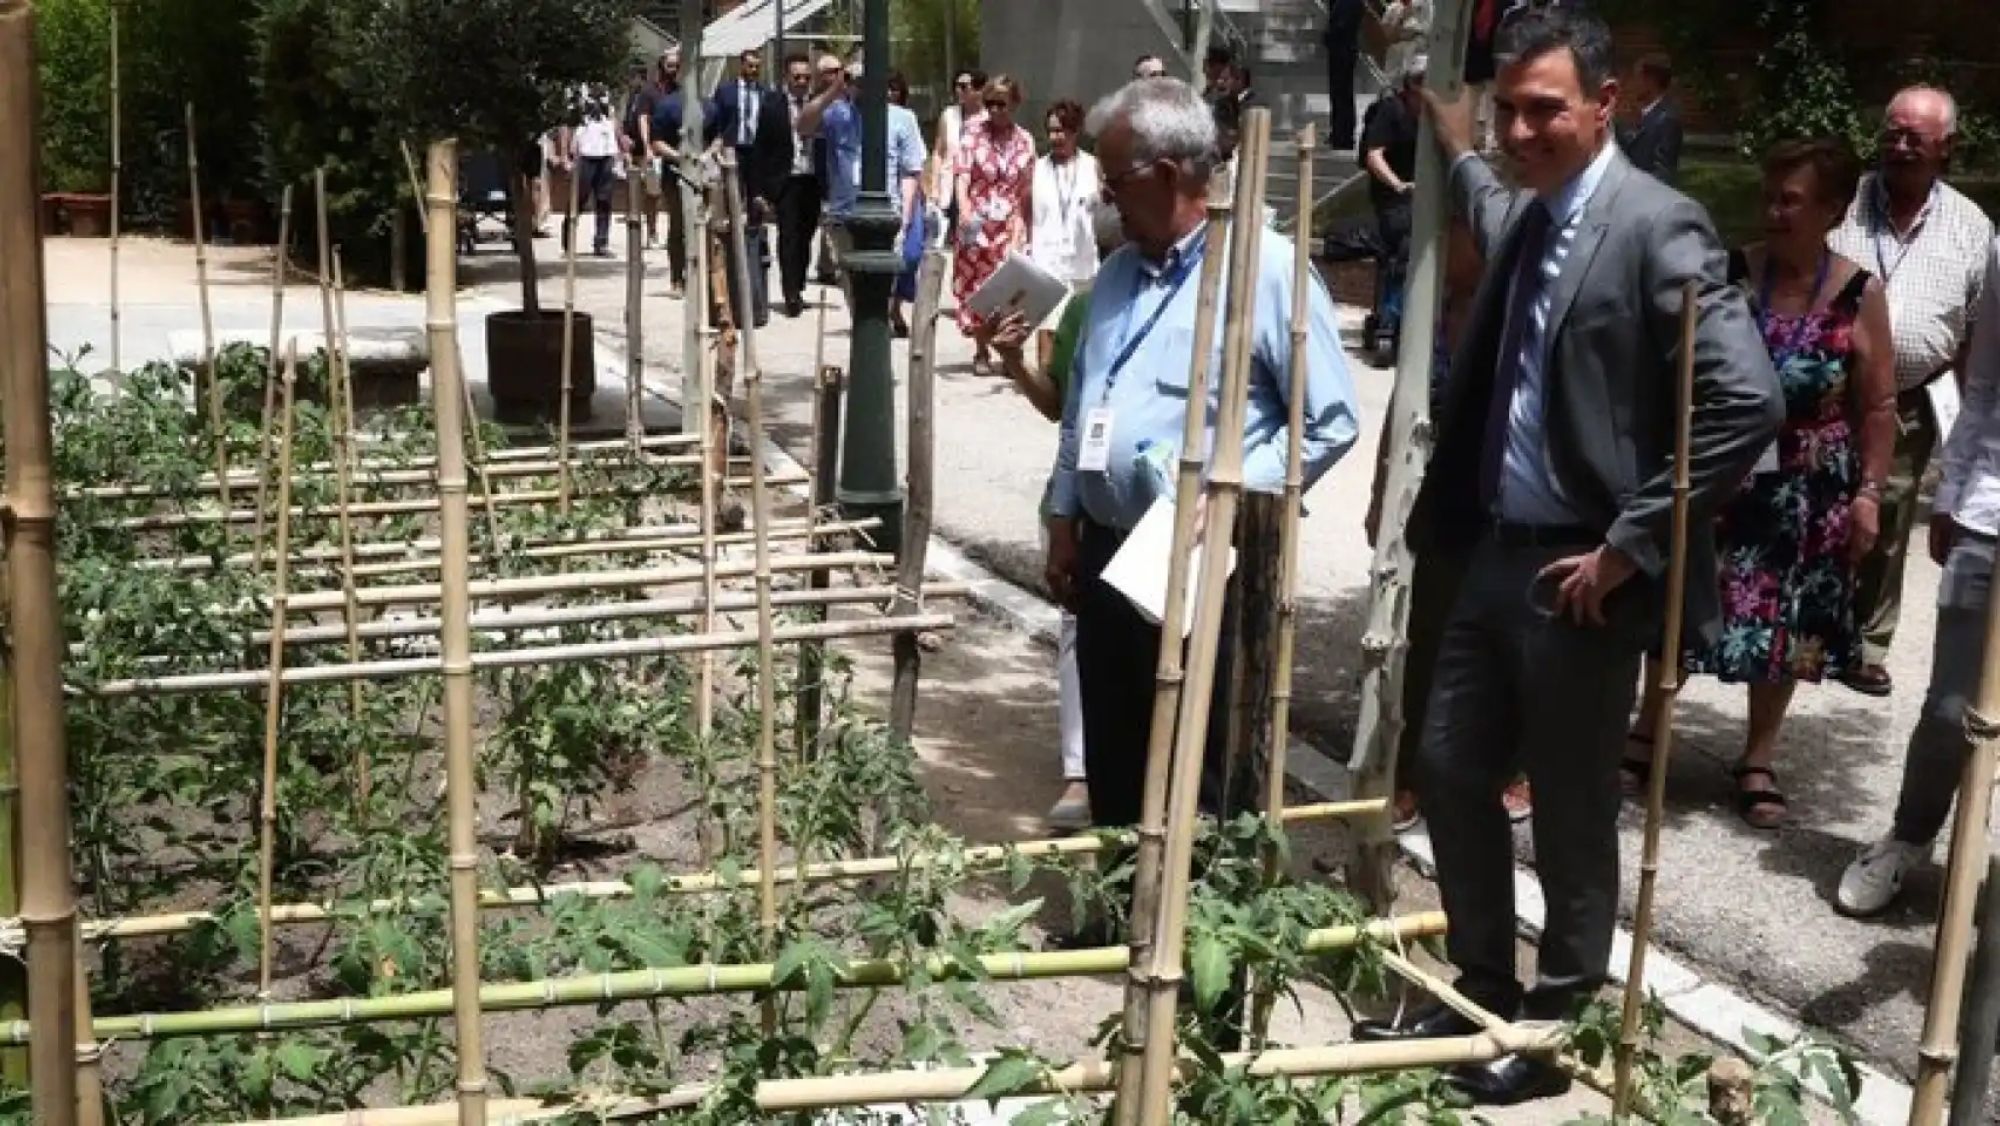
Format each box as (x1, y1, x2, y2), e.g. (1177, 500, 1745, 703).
(1079, 408, 1115, 472)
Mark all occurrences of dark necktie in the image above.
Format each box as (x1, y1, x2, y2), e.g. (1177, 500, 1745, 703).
(1479, 200, 1555, 510)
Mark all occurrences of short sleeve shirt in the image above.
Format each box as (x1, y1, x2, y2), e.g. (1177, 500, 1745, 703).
(1827, 174, 1994, 391)
(1361, 95, 1420, 212)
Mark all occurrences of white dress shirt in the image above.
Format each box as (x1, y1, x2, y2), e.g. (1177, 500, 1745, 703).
(737, 81, 762, 146)
(1029, 151, 1102, 285)
(1936, 238, 2000, 537)
(788, 93, 813, 176)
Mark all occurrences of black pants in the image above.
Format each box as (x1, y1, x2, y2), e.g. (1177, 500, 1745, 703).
(1073, 520, 1252, 830)
(1326, 47, 1359, 150)
(1416, 533, 1645, 1021)
(776, 174, 823, 303)
(562, 155, 617, 254)
(665, 177, 688, 288)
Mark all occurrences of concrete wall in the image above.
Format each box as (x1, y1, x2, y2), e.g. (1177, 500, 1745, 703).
(979, 0, 1189, 135)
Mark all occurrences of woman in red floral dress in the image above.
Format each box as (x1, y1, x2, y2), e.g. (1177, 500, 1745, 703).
(953, 75, 1035, 375)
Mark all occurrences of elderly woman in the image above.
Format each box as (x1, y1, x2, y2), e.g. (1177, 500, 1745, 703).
(953, 74, 1035, 375)
(1626, 138, 1896, 829)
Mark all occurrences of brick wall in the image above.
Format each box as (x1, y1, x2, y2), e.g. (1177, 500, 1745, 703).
(1608, 9, 2000, 138)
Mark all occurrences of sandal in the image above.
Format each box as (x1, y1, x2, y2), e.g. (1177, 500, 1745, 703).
(1730, 761, 1788, 830)
(1618, 733, 1655, 799)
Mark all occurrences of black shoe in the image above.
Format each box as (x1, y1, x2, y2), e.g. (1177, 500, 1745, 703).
(1448, 1054, 1572, 1106)
(784, 296, 805, 318)
(1839, 664, 1893, 697)
(1351, 1002, 1483, 1043)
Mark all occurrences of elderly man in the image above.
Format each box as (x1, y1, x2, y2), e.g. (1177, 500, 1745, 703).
(1839, 235, 2000, 916)
(795, 57, 927, 307)
(1046, 78, 1359, 831)
(1353, 7, 1780, 1105)
(1827, 85, 1995, 697)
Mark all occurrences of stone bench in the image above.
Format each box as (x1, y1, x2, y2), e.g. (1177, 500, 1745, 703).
(167, 328, 429, 408)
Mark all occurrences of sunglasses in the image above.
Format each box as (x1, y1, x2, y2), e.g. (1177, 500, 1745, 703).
(955, 79, 973, 89)
(983, 99, 1009, 110)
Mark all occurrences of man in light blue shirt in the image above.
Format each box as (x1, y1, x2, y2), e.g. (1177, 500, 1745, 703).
(795, 57, 928, 305)
(1045, 77, 1359, 833)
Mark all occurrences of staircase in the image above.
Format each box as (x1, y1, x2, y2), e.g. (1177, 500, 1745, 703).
(1209, 0, 1379, 214)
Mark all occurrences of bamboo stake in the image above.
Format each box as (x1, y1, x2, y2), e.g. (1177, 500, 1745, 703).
(1135, 107, 1272, 1126)
(1611, 280, 1700, 1119)
(558, 149, 582, 516)
(134, 514, 874, 576)
(107, 0, 120, 376)
(331, 252, 369, 805)
(70, 945, 101, 1126)
(424, 139, 490, 1126)
(253, 345, 300, 996)
(0, 2, 82, 1112)
(251, 186, 294, 564)
(720, 158, 781, 1034)
(26, 801, 1383, 947)
(455, 341, 505, 553)
(0, 454, 20, 1090)
(187, 102, 230, 535)
(1111, 202, 1234, 1121)
(692, 252, 720, 743)
(101, 469, 810, 530)
(88, 606, 952, 699)
(888, 250, 947, 746)
(1251, 124, 1315, 1046)
(626, 172, 646, 458)
(9, 911, 1445, 1045)
(794, 281, 836, 758)
(76, 433, 701, 500)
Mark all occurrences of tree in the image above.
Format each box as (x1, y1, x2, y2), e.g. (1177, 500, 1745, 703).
(334, 0, 637, 311)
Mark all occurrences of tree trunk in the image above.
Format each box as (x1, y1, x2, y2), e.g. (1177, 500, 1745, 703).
(512, 169, 541, 315)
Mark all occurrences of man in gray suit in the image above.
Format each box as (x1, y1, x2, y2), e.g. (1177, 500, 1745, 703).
(1617, 52, 1684, 184)
(1351, 6, 1782, 1106)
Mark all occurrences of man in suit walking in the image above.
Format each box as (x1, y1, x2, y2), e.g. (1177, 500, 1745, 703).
(1351, 7, 1781, 1106)
(775, 53, 824, 317)
(1321, 0, 1365, 151)
(1617, 52, 1683, 185)
(709, 48, 794, 327)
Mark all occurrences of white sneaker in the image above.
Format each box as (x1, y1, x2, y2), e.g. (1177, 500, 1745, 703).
(1837, 838, 1925, 917)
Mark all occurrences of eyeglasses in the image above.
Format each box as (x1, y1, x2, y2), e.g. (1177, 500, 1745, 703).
(1880, 127, 1943, 150)
(1101, 162, 1158, 193)
(955, 79, 973, 89)
(983, 99, 1009, 110)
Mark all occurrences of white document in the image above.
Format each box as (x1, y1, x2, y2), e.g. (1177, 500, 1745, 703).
(1928, 376, 1963, 442)
(965, 250, 1070, 331)
(1099, 497, 1238, 638)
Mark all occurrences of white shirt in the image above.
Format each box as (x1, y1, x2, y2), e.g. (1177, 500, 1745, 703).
(1936, 238, 2000, 536)
(1468, 139, 1617, 525)
(571, 86, 620, 159)
(1828, 174, 1992, 391)
(788, 93, 814, 176)
(1029, 151, 1102, 285)
(737, 80, 762, 146)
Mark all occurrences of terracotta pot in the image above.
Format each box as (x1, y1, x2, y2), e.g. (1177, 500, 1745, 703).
(484, 309, 596, 425)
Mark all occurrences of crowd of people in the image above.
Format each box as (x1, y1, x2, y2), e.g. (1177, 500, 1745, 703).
(536, 8, 1999, 1103)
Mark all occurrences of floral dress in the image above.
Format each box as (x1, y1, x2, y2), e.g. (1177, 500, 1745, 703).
(1687, 255, 1871, 684)
(952, 117, 1035, 337)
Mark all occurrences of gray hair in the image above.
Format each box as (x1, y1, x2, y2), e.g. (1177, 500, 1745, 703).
(1086, 78, 1218, 176)
(1890, 84, 1959, 137)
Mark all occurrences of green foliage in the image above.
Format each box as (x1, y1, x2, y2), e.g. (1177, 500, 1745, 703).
(1736, 1, 1866, 161)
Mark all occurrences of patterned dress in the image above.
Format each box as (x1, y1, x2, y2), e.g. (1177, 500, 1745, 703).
(952, 117, 1035, 336)
(1688, 256, 1872, 684)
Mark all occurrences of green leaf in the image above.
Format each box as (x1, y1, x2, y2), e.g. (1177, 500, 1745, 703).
(273, 1039, 324, 1083)
(964, 1052, 1047, 1108)
(1189, 933, 1233, 1013)
(1008, 1099, 1070, 1126)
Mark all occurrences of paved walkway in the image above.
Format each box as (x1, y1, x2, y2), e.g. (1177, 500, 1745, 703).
(47, 233, 1971, 1107)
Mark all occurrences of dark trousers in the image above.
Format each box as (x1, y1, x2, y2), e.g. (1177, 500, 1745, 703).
(713, 223, 770, 331)
(1375, 200, 1413, 331)
(777, 173, 823, 303)
(1416, 534, 1644, 1020)
(1073, 520, 1252, 830)
(1326, 47, 1359, 149)
(562, 155, 616, 253)
(665, 178, 688, 288)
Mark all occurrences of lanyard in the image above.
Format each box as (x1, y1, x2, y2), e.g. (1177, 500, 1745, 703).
(1756, 251, 1832, 362)
(1104, 235, 1208, 392)
(1872, 181, 1937, 285)
(1050, 158, 1079, 229)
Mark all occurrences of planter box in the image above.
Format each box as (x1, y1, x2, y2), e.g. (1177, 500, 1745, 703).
(43, 192, 112, 238)
(485, 310, 597, 425)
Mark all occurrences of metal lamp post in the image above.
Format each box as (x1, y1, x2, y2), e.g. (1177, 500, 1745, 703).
(833, 0, 904, 554)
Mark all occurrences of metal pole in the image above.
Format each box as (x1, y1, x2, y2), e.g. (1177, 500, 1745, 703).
(1948, 853, 2000, 1126)
(774, 0, 785, 76)
(833, 0, 904, 554)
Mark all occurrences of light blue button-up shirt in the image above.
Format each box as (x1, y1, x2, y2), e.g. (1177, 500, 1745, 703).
(1473, 140, 1616, 526)
(822, 100, 928, 221)
(1049, 222, 1360, 532)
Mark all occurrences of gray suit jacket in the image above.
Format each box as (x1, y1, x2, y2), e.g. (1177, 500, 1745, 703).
(1618, 100, 1685, 186)
(1409, 146, 1783, 645)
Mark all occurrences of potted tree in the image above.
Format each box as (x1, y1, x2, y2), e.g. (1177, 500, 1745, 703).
(338, 0, 635, 423)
